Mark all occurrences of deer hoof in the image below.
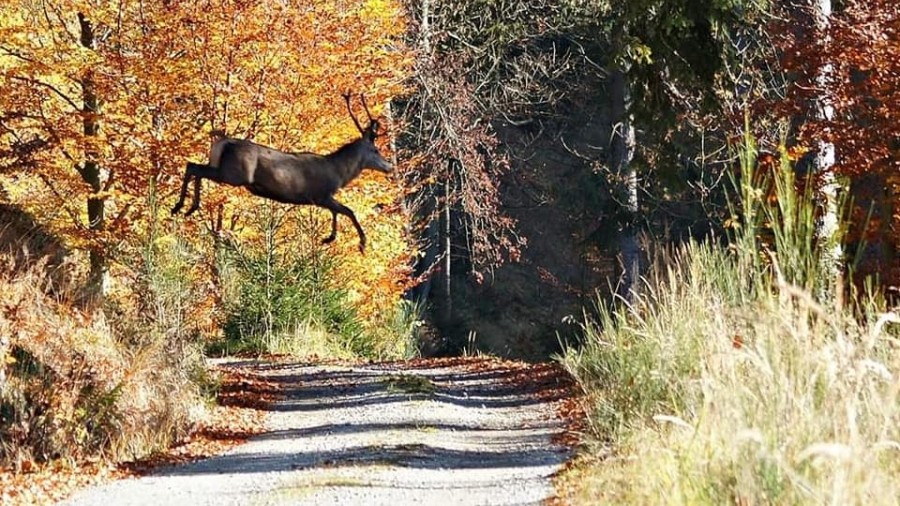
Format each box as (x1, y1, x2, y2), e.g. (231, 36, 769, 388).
(358, 243, 366, 254)
(321, 236, 336, 245)
(185, 205, 199, 217)
(171, 204, 182, 215)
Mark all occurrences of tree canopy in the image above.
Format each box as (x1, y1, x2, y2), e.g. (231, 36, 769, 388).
(0, 0, 413, 320)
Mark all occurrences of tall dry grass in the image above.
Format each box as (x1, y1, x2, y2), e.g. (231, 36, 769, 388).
(0, 207, 206, 469)
(561, 134, 900, 504)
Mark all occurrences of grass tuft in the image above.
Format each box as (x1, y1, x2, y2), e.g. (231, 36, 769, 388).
(382, 374, 435, 394)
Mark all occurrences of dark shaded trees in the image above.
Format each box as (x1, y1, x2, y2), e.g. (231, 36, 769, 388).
(598, 0, 772, 295)
(396, 0, 774, 353)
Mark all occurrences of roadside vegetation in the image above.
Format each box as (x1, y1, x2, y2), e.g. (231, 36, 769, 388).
(0, 216, 205, 468)
(561, 134, 900, 503)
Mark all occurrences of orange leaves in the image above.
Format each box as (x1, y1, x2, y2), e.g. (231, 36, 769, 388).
(325, 178, 414, 320)
(785, 145, 809, 163)
(769, 2, 900, 290)
(778, 1, 900, 180)
(0, 0, 414, 332)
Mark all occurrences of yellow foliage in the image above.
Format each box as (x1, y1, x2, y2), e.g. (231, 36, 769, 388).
(0, 0, 414, 339)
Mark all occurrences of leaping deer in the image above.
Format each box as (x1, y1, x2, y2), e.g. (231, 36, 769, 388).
(171, 92, 391, 253)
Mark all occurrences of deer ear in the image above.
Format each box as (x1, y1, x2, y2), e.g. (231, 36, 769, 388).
(366, 120, 380, 139)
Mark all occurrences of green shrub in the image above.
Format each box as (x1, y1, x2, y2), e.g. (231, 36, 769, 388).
(212, 233, 366, 357)
(208, 202, 421, 360)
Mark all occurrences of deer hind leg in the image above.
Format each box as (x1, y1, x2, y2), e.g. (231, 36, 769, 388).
(171, 168, 194, 215)
(185, 165, 204, 216)
(321, 197, 366, 253)
(178, 162, 237, 217)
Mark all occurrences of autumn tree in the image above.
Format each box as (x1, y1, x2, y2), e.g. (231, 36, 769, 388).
(776, 1, 900, 292)
(0, 6, 115, 295)
(0, 0, 413, 335)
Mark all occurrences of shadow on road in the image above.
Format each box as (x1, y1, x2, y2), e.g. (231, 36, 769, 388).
(156, 442, 567, 477)
(220, 359, 575, 413)
(154, 359, 577, 479)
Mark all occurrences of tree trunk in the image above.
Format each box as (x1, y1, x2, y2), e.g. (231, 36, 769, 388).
(0, 333, 8, 394)
(609, 66, 639, 299)
(810, 0, 842, 302)
(420, 0, 431, 53)
(441, 173, 452, 322)
(406, 190, 440, 305)
(78, 13, 107, 298)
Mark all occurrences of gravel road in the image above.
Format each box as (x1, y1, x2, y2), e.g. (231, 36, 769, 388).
(61, 358, 575, 506)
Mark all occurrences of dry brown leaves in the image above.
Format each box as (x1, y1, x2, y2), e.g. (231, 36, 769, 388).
(0, 361, 282, 506)
(0, 460, 120, 506)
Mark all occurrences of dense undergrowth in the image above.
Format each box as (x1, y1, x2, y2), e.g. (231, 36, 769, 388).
(0, 203, 421, 470)
(0, 220, 205, 469)
(561, 135, 900, 504)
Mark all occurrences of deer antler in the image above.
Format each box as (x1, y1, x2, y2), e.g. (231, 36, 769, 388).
(342, 91, 364, 134)
(360, 94, 375, 124)
(359, 94, 380, 138)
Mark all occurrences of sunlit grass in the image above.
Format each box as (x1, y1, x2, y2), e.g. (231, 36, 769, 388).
(560, 133, 900, 504)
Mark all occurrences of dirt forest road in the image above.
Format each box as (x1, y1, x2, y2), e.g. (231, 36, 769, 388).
(61, 357, 581, 506)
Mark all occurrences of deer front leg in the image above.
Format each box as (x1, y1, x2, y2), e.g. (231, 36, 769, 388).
(321, 210, 338, 244)
(321, 197, 366, 253)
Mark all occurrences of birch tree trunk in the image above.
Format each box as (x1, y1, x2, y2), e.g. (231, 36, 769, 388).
(441, 172, 452, 322)
(811, 0, 841, 301)
(609, 66, 639, 299)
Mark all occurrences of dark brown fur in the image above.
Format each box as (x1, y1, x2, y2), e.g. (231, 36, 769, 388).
(171, 95, 391, 252)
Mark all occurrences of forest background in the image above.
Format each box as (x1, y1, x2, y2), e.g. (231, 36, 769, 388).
(0, 0, 898, 504)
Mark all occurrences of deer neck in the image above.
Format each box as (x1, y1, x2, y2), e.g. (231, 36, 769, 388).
(328, 144, 365, 187)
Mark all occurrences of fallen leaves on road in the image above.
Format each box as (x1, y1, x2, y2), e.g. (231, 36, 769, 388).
(0, 356, 586, 505)
(0, 460, 120, 506)
(388, 356, 586, 445)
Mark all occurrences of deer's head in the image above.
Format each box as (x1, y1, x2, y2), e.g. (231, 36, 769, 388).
(343, 92, 392, 174)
